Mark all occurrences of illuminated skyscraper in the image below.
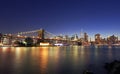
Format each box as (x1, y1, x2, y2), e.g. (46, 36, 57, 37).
(107, 35, 118, 44)
(84, 32, 88, 42)
(80, 29, 84, 38)
(74, 34, 78, 41)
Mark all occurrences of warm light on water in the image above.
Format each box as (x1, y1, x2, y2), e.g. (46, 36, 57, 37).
(0, 46, 120, 74)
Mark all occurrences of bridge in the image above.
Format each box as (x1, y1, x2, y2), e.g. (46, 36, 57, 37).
(16, 29, 56, 40)
(0, 29, 80, 46)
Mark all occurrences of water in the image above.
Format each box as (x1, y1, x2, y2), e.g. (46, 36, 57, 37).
(0, 46, 120, 74)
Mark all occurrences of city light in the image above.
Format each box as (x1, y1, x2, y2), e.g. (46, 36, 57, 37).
(0, 28, 120, 47)
(54, 43, 63, 46)
(40, 43, 50, 46)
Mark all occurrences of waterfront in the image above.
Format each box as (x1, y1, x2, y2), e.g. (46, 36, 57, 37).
(0, 46, 120, 74)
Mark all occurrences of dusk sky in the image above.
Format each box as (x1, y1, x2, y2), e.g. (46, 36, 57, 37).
(0, 0, 120, 39)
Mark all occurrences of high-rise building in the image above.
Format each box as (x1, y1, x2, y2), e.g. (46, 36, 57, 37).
(64, 35, 69, 40)
(71, 34, 78, 41)
(107, 35, 118, 44)
(80, 29, 84, 38)
(74, 34, 78, 41)
(84, 32, 88, 42)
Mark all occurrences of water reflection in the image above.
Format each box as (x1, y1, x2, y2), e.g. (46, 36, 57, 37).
(0, 46, 120, 74)
(39, 47, 49, 74)
(15, 47, 21, 60)
(2, 47, 9, 52)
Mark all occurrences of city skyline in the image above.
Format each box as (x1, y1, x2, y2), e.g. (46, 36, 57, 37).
(0, 0, 120, 40)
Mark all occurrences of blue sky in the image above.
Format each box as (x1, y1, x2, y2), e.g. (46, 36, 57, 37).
(0, 0, 120, 40)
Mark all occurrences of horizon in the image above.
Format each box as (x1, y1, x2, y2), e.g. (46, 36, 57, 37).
(1, 28, 119, 41)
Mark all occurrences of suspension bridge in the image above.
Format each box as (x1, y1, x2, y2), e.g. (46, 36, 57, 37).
(15, 28, 72, 43)
(16, 29, 56, 39)
(0, 29, 80, 46)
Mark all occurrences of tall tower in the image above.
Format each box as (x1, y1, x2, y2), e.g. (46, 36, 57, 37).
(84, 32, 88, 42)
(38, 29, 45, 39)
(80, 29, 83, 38)
(74, 34, 78, 41)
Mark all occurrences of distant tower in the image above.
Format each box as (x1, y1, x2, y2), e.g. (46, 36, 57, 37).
(80, 29, 84, 38)
(38, 29, 45, 39)
(90, 38, 91, 42)
(84, 32, 88, 42)
(74, 34, 78, 41)
(65, 35, 69, 40)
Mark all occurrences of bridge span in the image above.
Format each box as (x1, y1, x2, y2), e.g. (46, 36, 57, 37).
(0, 29, 80, 46)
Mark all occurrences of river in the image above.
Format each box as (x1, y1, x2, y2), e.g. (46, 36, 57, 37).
(0, 46, 120, 74)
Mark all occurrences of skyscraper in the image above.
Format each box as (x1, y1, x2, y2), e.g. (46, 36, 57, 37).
(84, 32, 88, 42)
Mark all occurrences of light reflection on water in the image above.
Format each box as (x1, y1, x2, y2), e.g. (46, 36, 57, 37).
(0, 46, 120, 74)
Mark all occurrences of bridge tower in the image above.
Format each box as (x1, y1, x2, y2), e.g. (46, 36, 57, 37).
(38, 29, 45, 39)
